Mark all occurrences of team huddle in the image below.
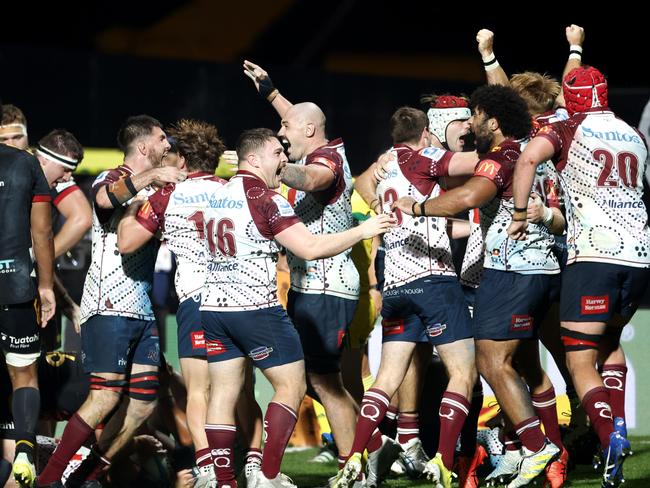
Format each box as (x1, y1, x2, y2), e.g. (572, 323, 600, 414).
(0, 24, 648, 488)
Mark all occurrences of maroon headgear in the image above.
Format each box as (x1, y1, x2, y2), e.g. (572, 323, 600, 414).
(563, 66, 608, 116)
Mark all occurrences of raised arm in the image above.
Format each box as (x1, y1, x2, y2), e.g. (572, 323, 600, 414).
(31, 201, 56, 326)
(476, 29, 509, 86)
(556, 24, 585, 107)
(275, 214, 394, 261)
(243, 60, 293, 118)
(53, 188, 92, 258)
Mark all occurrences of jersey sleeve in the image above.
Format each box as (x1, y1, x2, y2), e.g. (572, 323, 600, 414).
(89, 168, 123, 203)
(255, 192, 301, 239)
(473, 158, 508, 191)
(30, 156, 51, 203)
(305, 151, 345, 205)
(413, 147, 453, 178)
(52, 180, 81, 206)
(134, 185, 171, 234)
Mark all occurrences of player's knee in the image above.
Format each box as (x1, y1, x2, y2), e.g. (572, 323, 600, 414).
(126, 370, 160, 403)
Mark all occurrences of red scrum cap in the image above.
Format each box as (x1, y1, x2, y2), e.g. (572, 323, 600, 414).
(563, 66, 608, 116)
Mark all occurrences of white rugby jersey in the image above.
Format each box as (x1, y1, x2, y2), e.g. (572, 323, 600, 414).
(285, 138, 359, 299)
(80, 166, 158, 323)
(376, 144, 457, 289)
(135, 172, 226, 303)
(475, 140, 559, 274)
(538, 108, 650, 267)
(201, 170, 301, 311)
(459, 209, 483, 288)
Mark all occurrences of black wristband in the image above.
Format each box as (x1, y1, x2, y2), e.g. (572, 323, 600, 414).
(124, 176, 137, 196)
(258, 76, 276, 99)
(513, 206, 527, 213)
(569, 49, 582, 56)
(483, 57, 498, 67)
(419, 200, 427, 216)
(411, 201, 417, 215)
(369, 284, 379, 291)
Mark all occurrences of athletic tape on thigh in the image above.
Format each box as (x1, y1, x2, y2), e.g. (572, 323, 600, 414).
(560, 327, 602, 351)
(90, 375, 127, 393)
(127, 370, 159, 402)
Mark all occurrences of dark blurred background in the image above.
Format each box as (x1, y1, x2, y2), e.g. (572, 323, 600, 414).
(1, 0, 648, 173)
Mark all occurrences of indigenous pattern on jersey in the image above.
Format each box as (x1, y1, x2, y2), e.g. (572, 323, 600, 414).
(538, 108, 650, 267)
(135, 172, 226, 302)
(461, 110, 567, 287)
(475, 139, 559, 274)
(459, 209, 483, 288)
(201, 170, 301, 311)
(376, 145, 456, 289)
(0, 146, 51, 305)
(80, 166, 158, 323)
(285, 139, 359, 299)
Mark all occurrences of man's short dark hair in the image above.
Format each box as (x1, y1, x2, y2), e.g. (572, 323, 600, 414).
(470, 85, 532, 140)
(236, 128, 278, 161)
(38, 129, 84, 163)
(390, 107, 428, 145)
(117, 115, 163, 155)
(166, 119, 225, 173)
(1, 104, 27, 126)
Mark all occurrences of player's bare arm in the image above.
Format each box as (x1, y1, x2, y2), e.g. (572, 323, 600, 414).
(393, 176, 497, 217)
(275, 214, 395, 261)
(95, 167, 186, 209)
(279, 163, 335, 192)
(31, 201, 56, 326)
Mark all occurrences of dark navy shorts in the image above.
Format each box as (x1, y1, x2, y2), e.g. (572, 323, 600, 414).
(287, 291, 357, 374)
(81, 315, 160, 374)
(0, 300, 40, 357)
(202, 306, 303, 369)
(560, 262, 650, 323)
(381, 275, 473, 346)
(176, 295, 206, 358)
(473, 269, 553, 340)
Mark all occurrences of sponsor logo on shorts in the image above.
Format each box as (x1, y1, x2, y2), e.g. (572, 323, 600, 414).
(191, 331, 205, 349)
(382, 318, 404, 336)
(426, 323, 447, 338)
(248, 346, 274, 361)
(118, 357, 127, 367)
(581, 295, 609, 314)
(510, 315, 533, 332)
(206, 340, 226, 356)
(0, 332, 38, 348)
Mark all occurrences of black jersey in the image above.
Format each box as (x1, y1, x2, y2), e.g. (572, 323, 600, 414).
(0, 144, 51, 305)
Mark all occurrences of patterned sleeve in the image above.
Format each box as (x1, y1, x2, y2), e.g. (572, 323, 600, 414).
(30, 155, 51, 203)
(473, 158, 507, 191)
(135, 184, 173, 234)
(413, 147, 453, 177)
(256, 191, 301, 239)
(89, 168, 122, 202)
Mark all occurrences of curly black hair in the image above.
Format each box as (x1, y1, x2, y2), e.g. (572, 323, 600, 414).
(470, 85, 532, 140)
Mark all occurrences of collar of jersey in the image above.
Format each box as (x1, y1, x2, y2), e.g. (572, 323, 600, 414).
(187, 171, 214, 179)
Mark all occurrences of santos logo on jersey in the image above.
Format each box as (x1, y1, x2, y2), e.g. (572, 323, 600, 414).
(208, 196, 244, 209)
(581, 127, 643, 145)
(173, 191, 219, 206)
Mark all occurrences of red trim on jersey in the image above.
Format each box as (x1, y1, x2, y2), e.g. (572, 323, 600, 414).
(53, 184, 80, 205)
(32, 195, 52, 203)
